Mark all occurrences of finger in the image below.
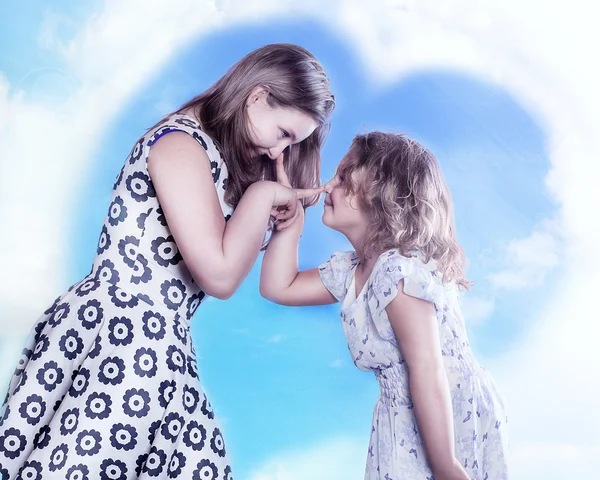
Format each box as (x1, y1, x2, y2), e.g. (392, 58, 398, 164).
(294, 186, 324, 199)
(277, 202, 296, 220)
(275, 152, 292, 188)
(277, 209, 294, 221)
(277, 217, 295, 230)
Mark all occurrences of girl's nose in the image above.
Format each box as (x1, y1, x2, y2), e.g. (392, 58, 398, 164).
(270, 141, 292, 160)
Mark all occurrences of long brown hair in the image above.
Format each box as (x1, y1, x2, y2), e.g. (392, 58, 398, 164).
(338, 132, 472, 290)
(176, 43, 335, 208)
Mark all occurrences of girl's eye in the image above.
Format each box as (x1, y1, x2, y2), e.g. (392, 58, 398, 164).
(338, 175, 344, 184)
(281, 130, 290, 139)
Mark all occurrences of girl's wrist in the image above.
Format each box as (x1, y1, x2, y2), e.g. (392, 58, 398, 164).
(431, 458, 468, 480)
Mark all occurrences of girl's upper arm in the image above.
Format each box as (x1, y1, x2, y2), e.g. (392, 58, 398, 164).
(147, 131, 227, 280)
(385, 282, 441, 369)
(273, 268, 338, 306)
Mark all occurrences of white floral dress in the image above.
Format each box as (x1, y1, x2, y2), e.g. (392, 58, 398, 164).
(0, 114, 234, 480)
(319, 249, 509, 480)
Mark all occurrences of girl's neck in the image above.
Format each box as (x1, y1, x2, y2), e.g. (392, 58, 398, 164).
(354, 247, 382, 274)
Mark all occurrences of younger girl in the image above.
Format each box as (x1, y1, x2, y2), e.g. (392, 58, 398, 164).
(261, 132, 509, 480)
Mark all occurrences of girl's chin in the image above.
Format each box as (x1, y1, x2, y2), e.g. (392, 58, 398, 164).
(321, 213, 337, 230)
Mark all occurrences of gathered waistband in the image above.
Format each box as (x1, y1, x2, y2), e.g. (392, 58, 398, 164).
(374, 365, 412, 408)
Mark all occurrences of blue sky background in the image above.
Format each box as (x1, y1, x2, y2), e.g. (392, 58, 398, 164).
(75, 23, 553, 474)
(0, 2, 570, 478)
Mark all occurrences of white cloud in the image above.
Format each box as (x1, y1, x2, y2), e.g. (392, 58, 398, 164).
(248, 436, 367, 480)
(461, 294, 495, 325)
(329, 358, 345, 368)
(488, 219, 563, 290)
(0, 0, 227, 335)
(1, 0, 599, 478)
(266, 333, 285, 344)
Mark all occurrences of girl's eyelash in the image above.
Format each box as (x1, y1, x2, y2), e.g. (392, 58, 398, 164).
(281, 130, 290, 138)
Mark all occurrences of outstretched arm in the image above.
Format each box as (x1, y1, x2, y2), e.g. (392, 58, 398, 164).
(260, 154, 337, 307)
(386, 284, 471, 480)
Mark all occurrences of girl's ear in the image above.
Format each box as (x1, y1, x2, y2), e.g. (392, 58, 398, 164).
(246, 86, 268, 107)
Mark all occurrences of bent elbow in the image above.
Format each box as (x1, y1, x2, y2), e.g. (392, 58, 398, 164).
(259, 283, 280, 304)
(194, 274, 237, 301)
(205, 283, 236, 301)
(214, 287, 235, 300)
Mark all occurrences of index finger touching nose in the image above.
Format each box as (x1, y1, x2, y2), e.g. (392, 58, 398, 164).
(294, 186, 325, 199)
(275, 152, 292, 188)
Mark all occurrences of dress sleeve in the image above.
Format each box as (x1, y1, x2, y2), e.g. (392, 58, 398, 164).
(317, 251, 358, 302)
(367, 250, 446, 343)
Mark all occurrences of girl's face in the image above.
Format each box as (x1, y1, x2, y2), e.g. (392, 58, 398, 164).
(246, 87, 318, 159)
(322, 164, 370, 237)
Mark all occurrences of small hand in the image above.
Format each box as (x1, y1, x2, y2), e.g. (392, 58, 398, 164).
(432, 459, 473, 480)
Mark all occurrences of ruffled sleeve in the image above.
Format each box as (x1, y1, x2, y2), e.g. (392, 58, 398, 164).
(318, 251, 358, 302)
(367, 250, 447, 343)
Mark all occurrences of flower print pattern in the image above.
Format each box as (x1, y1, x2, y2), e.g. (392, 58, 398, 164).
(0, 114, 232, 477)
(100, 458, 128, 480)
(98, 356, 126, 386)
(126, 171, 155, 202)
(167, 450, 186, 478)
(143, 446, 167, 477)
(18, 394, 46, 426)
(75, 429, 102, 456)
(122, 388, 151, 418)
(59, 407, 79, 435)
(59, 328, 84, 360)
(97, 225, 111, 255)
(151, 236, 182, 267)
(142, 311, 166, 340)
(108, 317, 134, 346)
(182, 420, 207, 452)
(77, 299, 104, 330)
(66, 463, 90, 480)
(193, 459, 218, 480)
(160, 412, 185, 442)
(36, 361, 64, 392)
(32, 425, 50, 449)
(182, 384, 200, 414)
(160, 279, 186, 311)
(16, 460, 43, 479)
(69, 367, 91, 398)
(133, 347, 158, 378)
(110, 423, 138, 451)
(85, 391, 112, 420)
(0, 427, 27, 459)
(49, 443, 69, 471)
(158, 380, 176, 408)
(108, 196, 128, 226)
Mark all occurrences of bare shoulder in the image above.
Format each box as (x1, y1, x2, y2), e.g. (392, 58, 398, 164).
(147, 131, 210, 168)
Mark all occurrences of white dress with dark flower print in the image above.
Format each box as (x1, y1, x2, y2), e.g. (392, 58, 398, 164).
(0, 114, 234, 480)
(319, 250, 509, 480)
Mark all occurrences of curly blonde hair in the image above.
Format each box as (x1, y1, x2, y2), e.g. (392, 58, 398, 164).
(338, 132, 472, 290)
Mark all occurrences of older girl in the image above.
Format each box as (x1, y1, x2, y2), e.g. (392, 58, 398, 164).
(0, 43, 334, 479)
